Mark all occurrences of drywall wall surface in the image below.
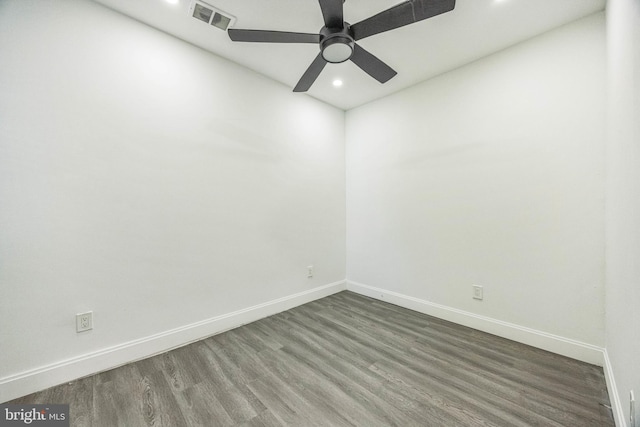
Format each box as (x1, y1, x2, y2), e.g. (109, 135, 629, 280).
(0, 0, 345, 386)
(346, 13, 606, 346)
(605, 0, 640, 423)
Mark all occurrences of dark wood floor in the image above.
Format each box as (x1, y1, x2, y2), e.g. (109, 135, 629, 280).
(11, 291, 614, 426)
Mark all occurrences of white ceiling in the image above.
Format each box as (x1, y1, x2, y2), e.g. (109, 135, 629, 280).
(92, 0, 605, 110)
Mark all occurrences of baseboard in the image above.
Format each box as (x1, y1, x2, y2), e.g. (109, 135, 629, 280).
(0, 280, 347, 403)
(603, 349, 627, 427)
(346, 280, 605, 366)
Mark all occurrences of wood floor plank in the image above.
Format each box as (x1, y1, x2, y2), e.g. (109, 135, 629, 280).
(139, 370, 189, 427)
(265, 315, 462, 425)
(239, 409, 282, 427)
(278, 333, 454, 426)
(177, 381, 235, 427)
(12, 376, 95, 427)
(8, 291, 614, 426)
(247, 373, 329, 426)
(253, 345, 377, 426)
(93, 364, 149, 427)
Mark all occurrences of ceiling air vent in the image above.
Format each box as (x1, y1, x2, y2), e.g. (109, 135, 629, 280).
(188, 1, 235, 31)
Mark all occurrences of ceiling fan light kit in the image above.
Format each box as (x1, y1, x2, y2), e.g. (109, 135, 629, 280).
(320, 27, 354, 63)
(228, 0, 456, 92)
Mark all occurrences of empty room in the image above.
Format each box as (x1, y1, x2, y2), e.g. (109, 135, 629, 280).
(0, 0, 638, 426)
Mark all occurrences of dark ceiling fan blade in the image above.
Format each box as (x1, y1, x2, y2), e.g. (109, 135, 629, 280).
(318, 0, 344, 28)
(350, 44, 397, 84)
(228, 29, 320, 43)
(293, 53, 327, 92)
(351, 0, 456, 41)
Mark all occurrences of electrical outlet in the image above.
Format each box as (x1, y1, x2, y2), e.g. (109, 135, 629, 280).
(76, 311, 93, 332)
(472, 285, 483, 300)
(307, 265, 314, 278)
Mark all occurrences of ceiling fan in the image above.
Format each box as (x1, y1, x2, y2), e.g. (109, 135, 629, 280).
(227, 0, 456, 92)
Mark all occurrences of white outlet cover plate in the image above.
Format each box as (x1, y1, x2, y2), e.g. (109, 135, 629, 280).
(76, 311, 93, 332)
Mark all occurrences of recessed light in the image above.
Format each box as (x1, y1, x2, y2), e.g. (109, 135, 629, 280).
(332, 79, 343, 87)
(166, 0, 179, 4)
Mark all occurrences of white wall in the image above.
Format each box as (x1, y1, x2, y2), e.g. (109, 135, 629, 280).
(605, 0, 640, 424)
(0, 0, 345, 401)
(347, 14, 606, 352)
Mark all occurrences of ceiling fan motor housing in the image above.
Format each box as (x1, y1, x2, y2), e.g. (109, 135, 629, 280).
(320, 25, 354, 63)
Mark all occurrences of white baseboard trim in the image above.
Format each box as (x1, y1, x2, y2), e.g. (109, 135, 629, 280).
(346, 280, 605, 366)
(603, 349, 627, 427)
(0, 280, 347, 403)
